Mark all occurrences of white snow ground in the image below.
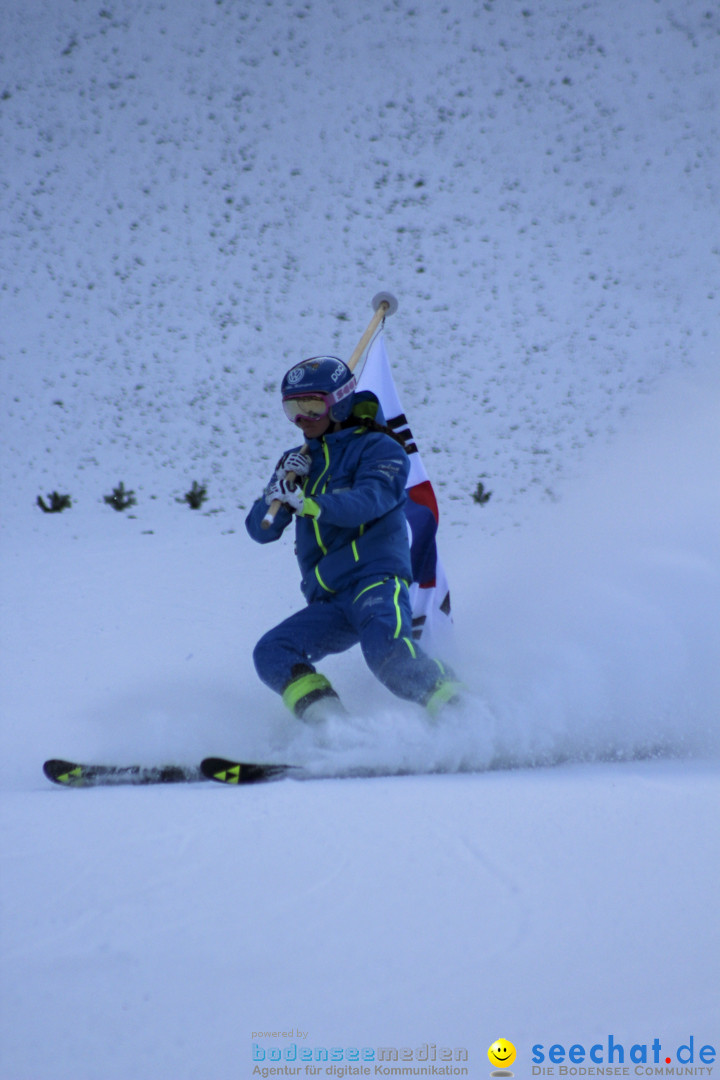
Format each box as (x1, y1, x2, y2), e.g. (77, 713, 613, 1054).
(1, 1, 718, 1078)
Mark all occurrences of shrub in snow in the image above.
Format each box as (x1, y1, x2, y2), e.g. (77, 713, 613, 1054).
(103, 483, 137, 512)
(472, 480, 492, 506)
(37, 492, 72, 513)
(182, 482, 208, 510)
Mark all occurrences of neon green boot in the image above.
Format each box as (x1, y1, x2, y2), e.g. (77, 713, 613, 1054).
(282, 667, 346, 723)
(425, 679, 465, 720)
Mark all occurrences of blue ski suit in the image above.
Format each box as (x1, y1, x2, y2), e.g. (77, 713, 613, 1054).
(245, 398, 450, 710)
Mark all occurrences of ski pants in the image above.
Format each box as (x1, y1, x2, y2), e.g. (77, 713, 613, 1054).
(253, 576, 446, 705)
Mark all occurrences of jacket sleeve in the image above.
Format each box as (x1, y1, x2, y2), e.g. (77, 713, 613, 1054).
(307, 435, 409, 527)
(245, 495, 293, 543)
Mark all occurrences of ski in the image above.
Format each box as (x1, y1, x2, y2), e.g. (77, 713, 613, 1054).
(44, 756, 450, 788)
(43, 758, 205, 788)
(200, 757, 303, 785)
(42, 757, 302, 788)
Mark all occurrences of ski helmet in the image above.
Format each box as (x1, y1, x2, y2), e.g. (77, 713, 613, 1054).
(280, 356, 357, 424)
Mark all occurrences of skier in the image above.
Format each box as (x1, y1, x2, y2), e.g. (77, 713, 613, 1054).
(245, 355, 462, 723)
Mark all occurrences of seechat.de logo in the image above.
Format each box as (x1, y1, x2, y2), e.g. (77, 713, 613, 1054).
(489, 1039, 517, 1077)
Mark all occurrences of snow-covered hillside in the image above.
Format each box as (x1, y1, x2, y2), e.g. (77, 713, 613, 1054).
(1, 1, 718, 1078)
(2, 0, 717, 521)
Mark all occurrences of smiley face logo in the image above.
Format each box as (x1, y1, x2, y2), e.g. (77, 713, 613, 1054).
(488, 1039, 517, 1072)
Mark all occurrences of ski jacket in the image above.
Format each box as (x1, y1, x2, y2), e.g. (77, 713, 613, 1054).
(246, 396, 412, 603)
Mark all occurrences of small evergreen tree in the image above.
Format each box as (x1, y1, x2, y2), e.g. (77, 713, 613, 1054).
(472, 480, 492, 505)
(183, 481, 208, 510)
(37, 491, 72, 513)
(104, 483, 137, 511)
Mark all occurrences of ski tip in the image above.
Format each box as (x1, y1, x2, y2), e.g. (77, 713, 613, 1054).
(43, 759, 86, 786)
(200, 757, 292, 785)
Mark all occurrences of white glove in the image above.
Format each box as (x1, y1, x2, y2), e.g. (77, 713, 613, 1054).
(275, 449, 311, 481)
(263, 476, 305, 515)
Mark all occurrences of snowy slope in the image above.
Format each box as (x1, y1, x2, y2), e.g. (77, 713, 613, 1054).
(1, 1, 719, 1078)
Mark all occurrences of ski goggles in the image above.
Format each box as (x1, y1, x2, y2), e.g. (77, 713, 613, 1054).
(282, 376, 356, 424)
(281, 394, 333, 423)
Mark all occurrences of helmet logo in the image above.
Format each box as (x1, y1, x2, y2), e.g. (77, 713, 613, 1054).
(333, 378, 355, 402)
(330, 361, 346, 383)
(285, 366, 305, 386)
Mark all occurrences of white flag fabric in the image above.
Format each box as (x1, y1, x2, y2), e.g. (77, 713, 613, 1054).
(357, 332, 453, 657)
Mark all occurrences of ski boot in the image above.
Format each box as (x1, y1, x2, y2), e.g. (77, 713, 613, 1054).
(424, 678, 466, 720)
(282, 665, 347, 724)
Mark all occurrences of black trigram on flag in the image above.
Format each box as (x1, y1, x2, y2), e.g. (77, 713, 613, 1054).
(387, 414, 418, 456)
